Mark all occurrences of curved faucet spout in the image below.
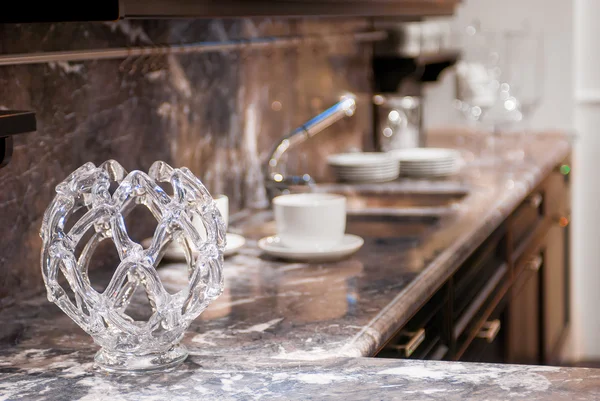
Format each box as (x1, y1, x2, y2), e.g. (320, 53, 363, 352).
(265, 95, 356, 195)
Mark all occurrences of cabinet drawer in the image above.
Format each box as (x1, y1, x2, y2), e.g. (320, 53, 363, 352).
(378, 288, 448, 360)
(507, 250, 542, 365)
(452, 227, 508, 346)
(543, 225, 569, 363)
(511, 190, 544, 250)
(460, 297, 508, 363)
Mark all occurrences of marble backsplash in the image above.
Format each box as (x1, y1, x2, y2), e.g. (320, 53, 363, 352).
(0, 19, 374, 304)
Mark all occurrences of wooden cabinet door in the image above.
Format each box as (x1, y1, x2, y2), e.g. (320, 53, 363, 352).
(507, 252, 542, 365)
(543, 224, 569, 364)
(542, 160, 571, 364)
(459, 297, 508, 364)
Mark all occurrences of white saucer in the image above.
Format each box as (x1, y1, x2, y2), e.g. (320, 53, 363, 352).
(257, 234, 364, 262)
(142, 233, 246, 260)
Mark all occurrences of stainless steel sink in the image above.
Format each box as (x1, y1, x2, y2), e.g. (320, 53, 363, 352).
(240, 182, 469, 242)
(289, 181, 470, 217)
(283, 181, 470, 240)
(346, 214, 441, 239)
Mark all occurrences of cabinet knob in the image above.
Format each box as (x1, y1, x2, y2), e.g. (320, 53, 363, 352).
(557, 164, 571, 175)
(526, 255, 543, 272)
(393, 328, 425, 357)
(555, 215, 570, 227)
(527, 193, 543, 209)
(476, 319, 501, 343)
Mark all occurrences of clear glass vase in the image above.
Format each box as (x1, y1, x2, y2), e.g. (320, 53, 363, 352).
(40, 160, 226, 373)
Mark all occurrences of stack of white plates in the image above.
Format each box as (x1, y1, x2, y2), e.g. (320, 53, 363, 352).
(327, 152, 400, 183)
(388, 148, 461, 178)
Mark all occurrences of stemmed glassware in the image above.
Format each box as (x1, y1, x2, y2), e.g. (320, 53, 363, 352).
(454, 22, 500, 122)
(504, 27, 544, 126)
(501, 26, 544, 162)
(453, 21, 544, 168)
(453, 21, 503, 165)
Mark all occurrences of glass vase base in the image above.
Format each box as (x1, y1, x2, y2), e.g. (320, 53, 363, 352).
(94, 344, 188, 374)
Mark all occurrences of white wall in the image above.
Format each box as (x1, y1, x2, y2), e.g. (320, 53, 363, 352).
(423, 0, 574, 133)
(572, 0, 600, 361)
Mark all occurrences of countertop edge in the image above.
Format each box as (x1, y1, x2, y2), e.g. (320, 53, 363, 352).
(343, 142, 572, 357)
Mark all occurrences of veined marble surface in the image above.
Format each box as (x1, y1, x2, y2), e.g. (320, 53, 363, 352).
(183, 134, 571, 360)
(0, 136, 571, 362)
(1, 351, 599, 400)
(0, 18, 373, 305)
(0, 134, 580, 399)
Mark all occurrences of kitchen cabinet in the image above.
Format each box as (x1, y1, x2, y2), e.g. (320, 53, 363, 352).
(2, 0, 461, 23)
(376, 284, 450, 361)
(376, 154, 572, 365)
(542, 162, 571, 364)
(507, 249, 542, 365)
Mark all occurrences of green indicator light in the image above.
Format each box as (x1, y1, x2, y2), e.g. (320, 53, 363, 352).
(560, 165, 571, 175)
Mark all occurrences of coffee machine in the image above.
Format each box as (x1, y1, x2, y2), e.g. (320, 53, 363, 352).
(371, 18, 458, 152)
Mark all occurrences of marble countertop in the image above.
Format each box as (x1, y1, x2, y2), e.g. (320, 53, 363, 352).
(1, 133, 588, 400)
(173, 134, 571, 360)
(2, 351, 600, 400)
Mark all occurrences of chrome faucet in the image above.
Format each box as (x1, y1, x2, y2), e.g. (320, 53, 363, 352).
(264, 95, 356, 199)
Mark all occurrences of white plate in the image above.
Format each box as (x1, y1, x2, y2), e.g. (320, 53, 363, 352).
(333, 165, 399, 172)
(258, 234, 364, 262)
(335, 172, 400, 179)
(334, 167, 399, 174)
(327, 152, 395, 167)
(335, 170, 400, 180)
(337, 175, 399, 183)
(141, 233, 246, 260)
(335, 169, 400, 178)
(337, 173, 399, 179)
(332, 159, 398, 168)
(401, 160, 456, 167)
(388, 148, 461, 162)
(334, 165, 400, 175)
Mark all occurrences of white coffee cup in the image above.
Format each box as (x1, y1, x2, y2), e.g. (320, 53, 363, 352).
(273, 193, 346, 251)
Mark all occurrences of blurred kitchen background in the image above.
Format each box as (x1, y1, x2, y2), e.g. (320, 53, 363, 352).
(424, 0, 595, 366)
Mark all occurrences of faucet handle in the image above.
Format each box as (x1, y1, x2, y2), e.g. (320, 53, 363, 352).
(339, 94, 357, 117)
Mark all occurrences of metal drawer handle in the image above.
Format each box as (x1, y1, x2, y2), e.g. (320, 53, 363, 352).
(527, 255, 543, 272)
(477, 319, 501, 343)
(393, 328, 426, 357)
(527, 193, 543, 209)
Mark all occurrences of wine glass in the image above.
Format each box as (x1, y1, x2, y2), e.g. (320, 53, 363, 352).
(504, 28, 544, 124)
(501, 27, 544, 162)
(453, 21, 503, 165)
